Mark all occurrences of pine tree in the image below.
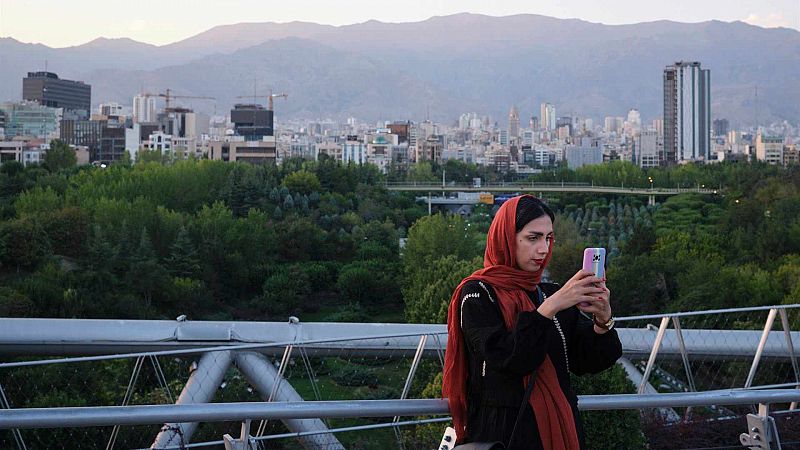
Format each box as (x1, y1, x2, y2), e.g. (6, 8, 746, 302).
(127, 228, 167, 309)
(165, 226, 200, 278)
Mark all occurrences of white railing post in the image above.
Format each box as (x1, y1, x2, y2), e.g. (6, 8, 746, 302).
(639, 316, 670, 394)
(671, 317, 696, 392)
(779, 308, 799, 410)
(745, 309, 778, 389)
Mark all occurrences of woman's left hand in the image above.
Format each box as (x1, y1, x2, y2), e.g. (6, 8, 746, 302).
(577, 283, 612, 327)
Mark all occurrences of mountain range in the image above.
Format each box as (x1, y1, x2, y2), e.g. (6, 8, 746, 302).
(2, 13, 799, 126)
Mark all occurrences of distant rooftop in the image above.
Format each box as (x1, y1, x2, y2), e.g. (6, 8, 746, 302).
(26, 71, 60, 79)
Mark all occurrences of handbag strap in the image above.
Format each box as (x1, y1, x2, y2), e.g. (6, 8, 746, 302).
(506, 286, 545, 449)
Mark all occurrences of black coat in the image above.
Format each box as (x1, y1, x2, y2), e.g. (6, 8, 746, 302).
(458, 280, 623, 450)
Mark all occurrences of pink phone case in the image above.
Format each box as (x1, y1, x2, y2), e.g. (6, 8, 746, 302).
(581, 248, 606, 307)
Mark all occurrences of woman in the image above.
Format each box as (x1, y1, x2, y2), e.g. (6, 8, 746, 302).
(443, 195, 622, 450)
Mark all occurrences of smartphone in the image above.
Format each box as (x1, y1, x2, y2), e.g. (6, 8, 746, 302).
(581, 248, 607, 307)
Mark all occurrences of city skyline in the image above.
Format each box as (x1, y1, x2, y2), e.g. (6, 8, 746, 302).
(1, 0, 798, 47)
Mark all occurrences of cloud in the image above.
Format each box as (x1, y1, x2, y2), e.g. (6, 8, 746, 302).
(743, 13, 792, 29)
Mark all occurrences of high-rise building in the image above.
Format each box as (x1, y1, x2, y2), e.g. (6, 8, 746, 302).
(508, 106, 520, 138)
(713, 119, 729, 137)
(0, 101, 62, 139)
(23, 72, 91, 120)
(99, 103, 123, 117)
(133, 95, 157, 124)
(231, 104, 273, 140)
(529, 116, 539, 131)
(625, 109, 642, 135)
(663, 61, 711, 165)
(637, 130, 660, 168)
(540, 103, 556, 131)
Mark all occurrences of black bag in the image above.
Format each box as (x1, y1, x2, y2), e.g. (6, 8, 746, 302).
(448, 286, 544, 450)
(452, 371, 537, 450)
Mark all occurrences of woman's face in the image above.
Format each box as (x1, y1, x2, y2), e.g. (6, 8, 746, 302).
(514, 214, 553, 273)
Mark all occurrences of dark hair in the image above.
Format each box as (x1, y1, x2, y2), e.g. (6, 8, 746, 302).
(515, 196, 555, 232)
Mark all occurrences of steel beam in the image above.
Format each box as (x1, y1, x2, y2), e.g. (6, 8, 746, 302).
(4, 391, 800, 430)
(234, 351, 344, 450)
(150, 351, 232, 449)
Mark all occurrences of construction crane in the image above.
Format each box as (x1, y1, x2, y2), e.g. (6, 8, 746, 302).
(140, 89, 216, 110)
(234, 92, 288, 112)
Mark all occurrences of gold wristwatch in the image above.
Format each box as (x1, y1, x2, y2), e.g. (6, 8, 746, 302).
(593, 315, 615, 331)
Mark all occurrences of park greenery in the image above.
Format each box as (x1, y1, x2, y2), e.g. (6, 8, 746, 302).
(0, 147, 798, 448)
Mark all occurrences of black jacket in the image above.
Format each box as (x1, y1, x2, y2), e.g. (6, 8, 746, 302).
(458, 280, 623, 449)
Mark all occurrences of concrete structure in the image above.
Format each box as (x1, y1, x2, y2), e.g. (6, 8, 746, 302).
(785, 145, 799, 166)
(637, 130, 661, 168)
(98, 125, 127, 162)
(231, 104, 273, 140)
(755, 132, 784, 165)
(342, 137, 367, 164)
(663, 61, 711, 164)
(22, 71, 91, 120)
(565, 145, 603, 169)
(0, 141, 25, 165)
(316, 142, 342, 161)
(508, 105, 520, 138)
(124, 123, 160, 162)
(60, 119, 103, 153)
(540, 103, 556, 131)
(209, 137, 277, 164)
(0, 101, 62, 140)
(132, 95, 157, 124)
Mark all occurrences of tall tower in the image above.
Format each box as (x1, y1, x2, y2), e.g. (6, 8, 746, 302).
(508, 105, 520, 138)
(663, 61, 711, 165)
(133, 95, 157, 123)
(540, 103, 556, 131)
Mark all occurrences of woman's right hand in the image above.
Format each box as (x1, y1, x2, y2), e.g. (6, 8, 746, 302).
(537, 270, 605, 319)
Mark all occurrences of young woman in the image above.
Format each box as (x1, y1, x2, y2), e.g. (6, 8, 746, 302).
(443, 195, 622, 450)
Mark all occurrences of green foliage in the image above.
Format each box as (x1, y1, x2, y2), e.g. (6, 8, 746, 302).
(283, 169, 321, 194)
(404, 254, 481, 323)
(44, 139, 77, 172)
(337, 260, 401, 306)
(14, 186, 63, 217)
(0, 218, 52, 270)
(259, 265, 311, 316)
(572, 364, 647, 448)
(547, 213, 585, 284)
(330, 365, 379, 387)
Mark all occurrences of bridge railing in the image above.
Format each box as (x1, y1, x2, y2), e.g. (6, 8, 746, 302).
(383, 180, 720, 194)
(0, 303, 797, 449)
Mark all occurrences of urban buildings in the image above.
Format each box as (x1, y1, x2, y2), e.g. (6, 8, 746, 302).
(540, 103, 556, 131)
(508, 106, 520, 139)
(663, 61, 711, 165)
(132, 95, 157, 124)
(0, 101, 62, 140)
(755, 131, 783, 165)
(231, 104, 273, 140)
(22, 72, 91, 120)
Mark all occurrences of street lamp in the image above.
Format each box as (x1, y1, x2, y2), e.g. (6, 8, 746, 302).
(648, 176, 653, 190)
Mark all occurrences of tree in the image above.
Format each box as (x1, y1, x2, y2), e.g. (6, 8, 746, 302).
(283, 170, 321, 195)
(136, 148, 165, 164)
(404, 255, 481, 323)
(547, 214, 585, 284)
(0, 218, 52, 271)
(403, 214, 478, 280)
(127, 228, 168, 309)
(44, 140, 77, 172)
(165, 226, 200, 278)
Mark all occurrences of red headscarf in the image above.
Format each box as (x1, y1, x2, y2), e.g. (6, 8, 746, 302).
(443, 195, 580, 449)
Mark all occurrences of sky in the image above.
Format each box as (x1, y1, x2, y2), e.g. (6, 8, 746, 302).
(1, 0, 798, 47)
